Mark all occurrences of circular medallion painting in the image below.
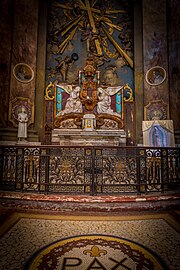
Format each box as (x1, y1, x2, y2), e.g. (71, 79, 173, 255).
(24, 235, 167, 269)
(145, 66, 166, 86)
(13, 63, 34, 83)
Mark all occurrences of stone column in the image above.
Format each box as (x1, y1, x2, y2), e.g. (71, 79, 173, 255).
(134, 0, 144, 145)
(35, 0, 48, 142)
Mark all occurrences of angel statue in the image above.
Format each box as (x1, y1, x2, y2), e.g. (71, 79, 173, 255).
(57, 85, 83, 115)
(97, 86, 123, 116)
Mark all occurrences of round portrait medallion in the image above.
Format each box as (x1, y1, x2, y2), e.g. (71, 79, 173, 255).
(13, 63, 34, 83)
(145, 66, 166, 86)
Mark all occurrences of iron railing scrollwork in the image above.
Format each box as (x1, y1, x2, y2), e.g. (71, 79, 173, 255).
(0, 145, 180, 195)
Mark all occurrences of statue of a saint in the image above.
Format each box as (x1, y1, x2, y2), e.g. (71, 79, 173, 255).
(18, 106, 28, 141)
(57, 85, 83, 115)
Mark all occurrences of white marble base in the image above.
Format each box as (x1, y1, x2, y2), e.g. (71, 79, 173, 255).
(52, 129, 126, 146)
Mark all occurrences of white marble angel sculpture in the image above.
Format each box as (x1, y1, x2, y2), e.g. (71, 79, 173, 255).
(97, 86, 123, 116)
(56, 85, 83, 115)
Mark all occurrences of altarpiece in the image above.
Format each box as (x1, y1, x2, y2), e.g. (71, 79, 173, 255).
(44, 0, 135, 145)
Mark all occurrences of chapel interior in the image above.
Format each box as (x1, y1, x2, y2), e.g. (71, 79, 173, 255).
(0, 0, 180, 269)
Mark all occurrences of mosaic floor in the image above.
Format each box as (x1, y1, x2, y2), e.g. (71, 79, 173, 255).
(0, 210, 180, 270)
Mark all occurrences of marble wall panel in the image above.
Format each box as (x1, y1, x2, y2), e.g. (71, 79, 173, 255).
(168, 0, 180, 131)
(143, 0, 169, 107)
(0, 0, 14, 127)
(9, 0, 39, 124)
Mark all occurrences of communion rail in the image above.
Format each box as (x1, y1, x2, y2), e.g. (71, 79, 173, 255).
(0, 145, 180, 195)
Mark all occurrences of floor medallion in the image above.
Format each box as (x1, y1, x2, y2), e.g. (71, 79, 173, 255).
(24, 234, 167, 270)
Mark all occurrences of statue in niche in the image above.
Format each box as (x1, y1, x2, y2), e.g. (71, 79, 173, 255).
(17, 106, 28, 141)
(97, 86, 123, 116)
(142, 120, 175, 147)
(57, 85, 83, 115)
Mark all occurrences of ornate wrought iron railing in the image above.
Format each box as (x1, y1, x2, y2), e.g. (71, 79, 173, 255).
(0, 145, 180, 195)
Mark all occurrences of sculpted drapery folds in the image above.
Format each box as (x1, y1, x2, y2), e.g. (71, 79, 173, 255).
(97, 86, 123, 115)
(57, 85, 83, 115)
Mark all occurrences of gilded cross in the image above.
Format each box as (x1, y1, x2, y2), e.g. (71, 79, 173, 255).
(52, 0, 133, 68)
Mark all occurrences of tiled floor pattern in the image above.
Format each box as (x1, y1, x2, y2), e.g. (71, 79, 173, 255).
(0, 211, 180, 269)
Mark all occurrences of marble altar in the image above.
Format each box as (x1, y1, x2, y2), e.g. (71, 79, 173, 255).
(52, 128, 126, 146)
